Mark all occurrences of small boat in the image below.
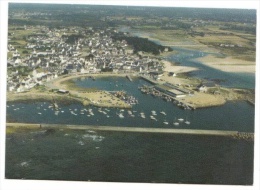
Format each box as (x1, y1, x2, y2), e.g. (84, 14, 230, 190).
(173, 122, 179, 126)
(160, 111, 166, 115)
(163, 121, 169, 125)
(173, 118, 179, 126)
(151, 111, 157, 116)
(118, 113, 124, 118)
(178, 118, 184, 122)
(185, 117, 191, 125)
(38, 112, 42, 115)
(185, 120, 191, 125)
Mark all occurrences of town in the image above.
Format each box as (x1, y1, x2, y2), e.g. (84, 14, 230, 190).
(7, 25, 167, 93)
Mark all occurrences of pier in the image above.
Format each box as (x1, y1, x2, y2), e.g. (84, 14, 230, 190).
(126, 75, 133, 82)
(139, 76, 158, 85)
(6, 123, 254, 139)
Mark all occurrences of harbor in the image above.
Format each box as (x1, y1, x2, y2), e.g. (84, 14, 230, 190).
(6, 76, 255, 133)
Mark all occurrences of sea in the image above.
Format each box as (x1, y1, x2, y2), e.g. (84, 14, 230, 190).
(5, 29, 255, 185)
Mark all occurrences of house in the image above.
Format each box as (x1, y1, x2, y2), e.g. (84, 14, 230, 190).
(197, 84, 207, 92)
(57, 89, 69, 94)
(168, 72, 177, 77)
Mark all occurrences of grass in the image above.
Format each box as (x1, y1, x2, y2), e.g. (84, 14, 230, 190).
(61, 79, 98, 92)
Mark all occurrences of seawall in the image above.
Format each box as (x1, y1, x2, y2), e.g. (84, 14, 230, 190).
(6, 123, 254, 139)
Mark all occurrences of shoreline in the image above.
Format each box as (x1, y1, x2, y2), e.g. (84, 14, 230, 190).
(7, 72, 254, 109)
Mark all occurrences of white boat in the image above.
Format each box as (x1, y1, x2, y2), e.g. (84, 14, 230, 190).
(160, 111, 166, 115)
(150, 115, 156, 120)
(173, 122, 179, 126)
(118, 113, 124, 118)
(185, 117, 190, 124)
(38, 112, 42, 115)
(163, 121, 169, 125)
(173, 118, 179, 125)
(178, 118, 184, 122)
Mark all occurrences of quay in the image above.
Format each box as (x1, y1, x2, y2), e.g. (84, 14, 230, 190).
(139, 75, 158, 85)
(6, 123, 254, 139)
(126, 75, 133, 82)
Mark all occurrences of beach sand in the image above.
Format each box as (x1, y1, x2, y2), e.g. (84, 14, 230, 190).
(162, 60, 198, 74)
(192, 55, 255, 73)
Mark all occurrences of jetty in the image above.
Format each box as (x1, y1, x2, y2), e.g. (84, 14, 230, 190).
(126, 75, 133, 82)
(6, 123, 254, 139)
(139, 76, 158, 85)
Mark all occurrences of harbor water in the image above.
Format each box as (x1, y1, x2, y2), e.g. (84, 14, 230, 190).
(6, 77, 255, 132)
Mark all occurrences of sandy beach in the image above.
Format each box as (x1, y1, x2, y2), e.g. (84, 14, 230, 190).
(192, 55, 255, 73)
(162, 60, 198, 74)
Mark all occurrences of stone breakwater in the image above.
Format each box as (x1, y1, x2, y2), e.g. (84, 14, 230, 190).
(6, 123, 254, 141)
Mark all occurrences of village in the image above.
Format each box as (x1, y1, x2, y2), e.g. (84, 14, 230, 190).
(7, 25, 165, 93)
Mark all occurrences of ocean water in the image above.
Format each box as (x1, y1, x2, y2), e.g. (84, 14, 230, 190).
(5, 129, 254, 184)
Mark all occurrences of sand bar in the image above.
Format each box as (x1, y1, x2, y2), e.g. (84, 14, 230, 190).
(192, 55, 255, 73)
(162, 60, 198, 74)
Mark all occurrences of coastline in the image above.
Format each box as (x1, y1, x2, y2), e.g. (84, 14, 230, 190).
(7, 72, 254, 109)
